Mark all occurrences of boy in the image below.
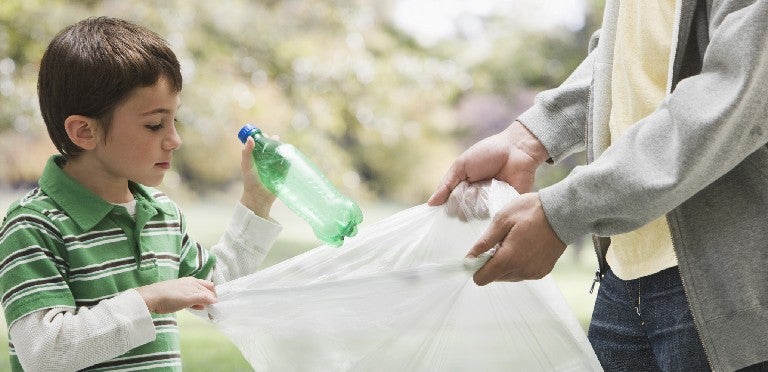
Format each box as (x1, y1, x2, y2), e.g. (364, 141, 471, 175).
(0, 17, 281, 371)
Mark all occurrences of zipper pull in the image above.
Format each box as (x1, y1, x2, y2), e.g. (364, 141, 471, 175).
(589, 270, 602, 294)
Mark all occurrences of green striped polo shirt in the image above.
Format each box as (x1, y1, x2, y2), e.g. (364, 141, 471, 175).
(0, 155, 217, 371)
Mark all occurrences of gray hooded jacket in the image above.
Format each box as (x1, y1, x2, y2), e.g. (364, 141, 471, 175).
(517, 1, 768, 370)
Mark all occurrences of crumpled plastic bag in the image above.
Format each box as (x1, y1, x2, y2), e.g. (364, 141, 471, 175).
(203, 180, 602, 371)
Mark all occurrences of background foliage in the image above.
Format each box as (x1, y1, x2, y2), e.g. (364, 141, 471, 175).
(0, 0, 602, 203)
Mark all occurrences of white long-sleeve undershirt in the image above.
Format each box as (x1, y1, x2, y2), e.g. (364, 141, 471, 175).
(9, 202, 282, 372)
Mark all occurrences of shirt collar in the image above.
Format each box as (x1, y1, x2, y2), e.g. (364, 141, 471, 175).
(39, 155, 174, 230)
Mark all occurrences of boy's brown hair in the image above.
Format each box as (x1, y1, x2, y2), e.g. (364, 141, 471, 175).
(38, 16, 183, 158)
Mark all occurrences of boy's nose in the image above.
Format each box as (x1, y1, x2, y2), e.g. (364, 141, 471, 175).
(163, 127, 182, 150)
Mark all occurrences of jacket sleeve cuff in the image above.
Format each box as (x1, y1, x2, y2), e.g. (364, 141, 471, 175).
(517, 104, 584, 163)
(538, 181, 588, 245)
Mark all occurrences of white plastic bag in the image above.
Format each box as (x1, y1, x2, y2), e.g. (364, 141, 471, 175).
(205, 180, 601, 371)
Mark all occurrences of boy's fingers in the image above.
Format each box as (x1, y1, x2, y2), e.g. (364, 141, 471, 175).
(241, 137, 255, 171)
(197, 279, 217, 295)
(194, 291, 217, 305)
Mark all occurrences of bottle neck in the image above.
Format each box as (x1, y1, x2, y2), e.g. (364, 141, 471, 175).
(249, 132, 267, 150)
(250, 132, 284, 155)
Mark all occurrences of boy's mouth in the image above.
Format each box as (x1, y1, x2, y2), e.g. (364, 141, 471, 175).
(156, 162, 171, 169)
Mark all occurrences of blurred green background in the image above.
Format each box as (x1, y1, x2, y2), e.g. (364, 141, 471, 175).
(0, 0, 603, 370)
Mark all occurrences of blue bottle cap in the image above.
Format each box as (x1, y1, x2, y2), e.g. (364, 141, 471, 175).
(237, 124, 262, 144)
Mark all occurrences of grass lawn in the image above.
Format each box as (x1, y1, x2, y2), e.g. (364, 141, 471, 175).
(0, 191, 597, 371)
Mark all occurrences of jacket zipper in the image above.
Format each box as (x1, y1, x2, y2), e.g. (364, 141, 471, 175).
(664, 0, 714, 369)
(584, 46, 603, 294)
(588, 235, 609, 294)
(666, 212, 715, 370)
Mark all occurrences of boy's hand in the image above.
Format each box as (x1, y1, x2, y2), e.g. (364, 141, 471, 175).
(135, 277, 217, 314)
(240, 136, 277, 219)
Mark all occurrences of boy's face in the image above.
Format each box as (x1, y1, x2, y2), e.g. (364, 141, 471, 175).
(93, 76, 181, 187)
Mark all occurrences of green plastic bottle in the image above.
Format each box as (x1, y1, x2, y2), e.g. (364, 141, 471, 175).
(238, 124, 363, 246)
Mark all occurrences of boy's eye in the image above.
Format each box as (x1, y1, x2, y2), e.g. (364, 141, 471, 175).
(145, 123, 163, 131)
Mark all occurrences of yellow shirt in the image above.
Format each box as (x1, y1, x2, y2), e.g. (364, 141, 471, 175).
(607, 0, 678, 280)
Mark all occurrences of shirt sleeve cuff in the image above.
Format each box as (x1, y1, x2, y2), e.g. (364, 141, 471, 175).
(105, 289, 156, 347)
(227, 202, 283, 255)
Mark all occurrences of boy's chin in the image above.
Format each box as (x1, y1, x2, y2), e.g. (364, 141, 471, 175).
(131, 177, 164, 187)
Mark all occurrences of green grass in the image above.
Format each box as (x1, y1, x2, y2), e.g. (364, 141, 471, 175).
(0, 191, 597, 371)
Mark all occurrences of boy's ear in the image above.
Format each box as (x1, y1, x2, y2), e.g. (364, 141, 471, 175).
(64, 115, 99, 150)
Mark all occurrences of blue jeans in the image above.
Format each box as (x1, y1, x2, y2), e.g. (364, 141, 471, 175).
(588, 266, 709, 371)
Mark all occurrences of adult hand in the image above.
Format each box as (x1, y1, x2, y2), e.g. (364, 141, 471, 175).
(467, 192, 566, 285)
(443, 180, 492, 221)
(240, 136, 277, 219)
(135, 277, 217, 314)
(428, 121, 549, 207)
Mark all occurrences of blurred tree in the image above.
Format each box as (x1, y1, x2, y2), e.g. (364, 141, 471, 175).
(0, 0, 602, 203)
